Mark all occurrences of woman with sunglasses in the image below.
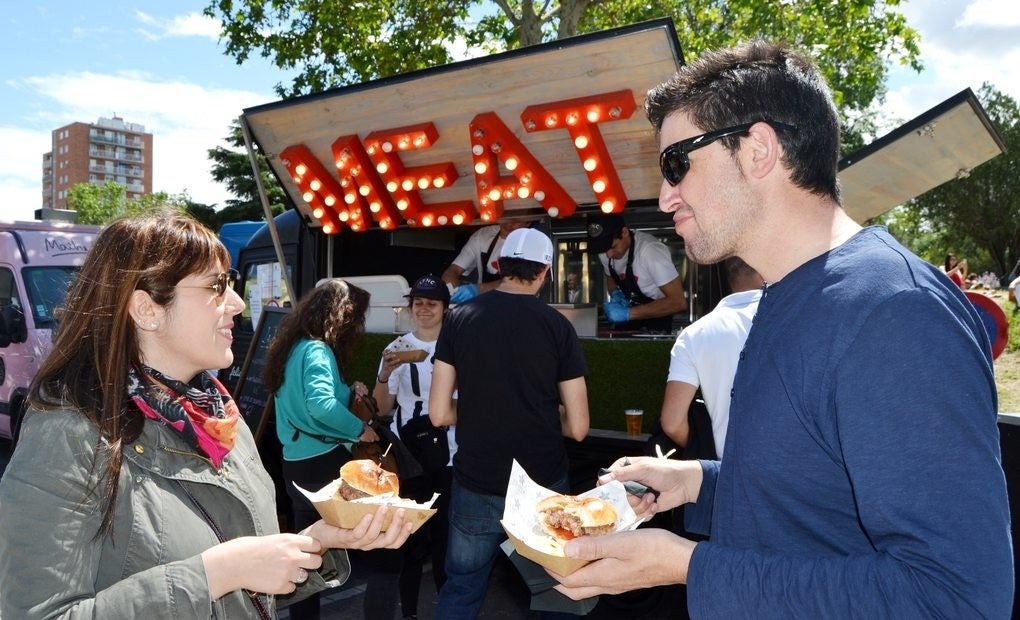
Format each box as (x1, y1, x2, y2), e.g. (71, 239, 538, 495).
(0, 210, 411, 619)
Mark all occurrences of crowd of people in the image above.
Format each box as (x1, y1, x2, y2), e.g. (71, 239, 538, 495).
(0, 36, 1013, 620)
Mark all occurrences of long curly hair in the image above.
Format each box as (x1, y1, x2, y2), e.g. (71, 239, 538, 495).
(263, 279, 370, 394)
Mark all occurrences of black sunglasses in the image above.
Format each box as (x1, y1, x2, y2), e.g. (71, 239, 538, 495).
(658, 120, 798, 186)
(177, 269, 240, 299)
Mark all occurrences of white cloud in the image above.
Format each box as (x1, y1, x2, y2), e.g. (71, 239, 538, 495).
(882, 0, 1020, 127)
(958, 0, 1020, 28)
(7, 70, 273, 210)
(135, 11, 221, 41)
(0, 127, 48, 221)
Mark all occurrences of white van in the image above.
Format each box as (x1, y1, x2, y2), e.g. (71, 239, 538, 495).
(0, 220, 100, 442)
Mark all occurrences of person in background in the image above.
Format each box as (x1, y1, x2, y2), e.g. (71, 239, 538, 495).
(943, 252, 968, 288)
(564, 271, 583, 303)
(0, 211, 410, 619)
(430, 228, 590, 619)
(1009, 273, 1020, 312)
(373, 274, 457, 620)
(441, 220, 533, 303)
(586, 212, 687, 332)
(263, 279, 398, 620)
(553, 39, 1013, 617)
(660, 257, 763, 457)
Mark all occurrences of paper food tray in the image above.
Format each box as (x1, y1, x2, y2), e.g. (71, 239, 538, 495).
(500, 459, 642, 576)
(295, 479, 437, 534)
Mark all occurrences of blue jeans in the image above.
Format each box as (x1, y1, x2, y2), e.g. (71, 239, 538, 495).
(436, 474, 570, 619)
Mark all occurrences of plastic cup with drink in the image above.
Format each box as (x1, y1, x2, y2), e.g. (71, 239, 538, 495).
(625, 408, 643, 436)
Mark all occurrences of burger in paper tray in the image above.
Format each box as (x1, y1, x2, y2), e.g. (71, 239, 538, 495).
(383, 336, 428, 363)
(295, 459, 437, 533)
(500, 459, 642, 576)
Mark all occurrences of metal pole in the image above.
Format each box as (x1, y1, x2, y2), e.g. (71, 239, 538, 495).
(239, 116, 295, 304)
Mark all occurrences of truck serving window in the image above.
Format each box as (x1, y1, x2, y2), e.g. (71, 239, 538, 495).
(22, 266, 79, 328)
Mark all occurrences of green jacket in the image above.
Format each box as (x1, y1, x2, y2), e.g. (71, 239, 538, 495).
(0, 406, 350, 618)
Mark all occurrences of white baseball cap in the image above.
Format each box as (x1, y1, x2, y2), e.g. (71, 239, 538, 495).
(499, 228, 553, 265)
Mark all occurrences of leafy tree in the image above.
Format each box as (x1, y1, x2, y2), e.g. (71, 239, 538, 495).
(205, 0, 921, 147)
(66, 184, 213, 228)
(207, 119, 290, 223)
(67, 181, 127, 225)
(900, 83, 1020, 283)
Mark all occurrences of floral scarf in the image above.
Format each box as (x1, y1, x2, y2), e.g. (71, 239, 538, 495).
(128, 365, 240, 468)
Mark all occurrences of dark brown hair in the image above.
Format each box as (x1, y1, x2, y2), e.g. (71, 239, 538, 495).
(28, 209, 230, 538)
(645, 38, 841, 203)
(263, 279, 371, 394)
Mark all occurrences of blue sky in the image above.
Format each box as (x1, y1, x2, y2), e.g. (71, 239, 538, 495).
(2, 1, 1019, 223)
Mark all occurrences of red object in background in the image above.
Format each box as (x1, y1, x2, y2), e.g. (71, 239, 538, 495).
(966, 292, 1009, 359)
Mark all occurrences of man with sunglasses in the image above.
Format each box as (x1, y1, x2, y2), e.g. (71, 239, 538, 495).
(586, 213, 687, 333)
(550, 39, 1013, 617)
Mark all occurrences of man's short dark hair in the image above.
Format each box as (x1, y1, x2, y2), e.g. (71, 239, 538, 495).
(645, 38, 841, 204)
(497, 257, 546, 283)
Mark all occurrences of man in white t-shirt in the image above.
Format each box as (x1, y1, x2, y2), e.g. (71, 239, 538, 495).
(660, 257, 763, 457)
(587, 213, 687, 332)
(441, 220, 532, 303)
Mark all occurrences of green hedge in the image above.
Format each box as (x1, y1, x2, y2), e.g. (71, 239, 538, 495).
(350, 333, 674, 433)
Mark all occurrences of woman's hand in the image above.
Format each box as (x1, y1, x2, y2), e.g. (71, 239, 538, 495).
(351, 381, 369, 398)
(303, 506, 413, 551)
(377, 353, 402, 383)
(359, 424, 380, 443)
(201, 534, 323, 599)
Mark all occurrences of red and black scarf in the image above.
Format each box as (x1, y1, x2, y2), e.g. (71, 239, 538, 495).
(128, 365, 240, 468)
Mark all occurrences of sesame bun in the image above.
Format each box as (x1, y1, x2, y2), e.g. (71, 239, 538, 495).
(337, 459, 400, 500)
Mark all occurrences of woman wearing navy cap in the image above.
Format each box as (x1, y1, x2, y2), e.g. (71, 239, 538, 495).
(373, 275, 457, 620)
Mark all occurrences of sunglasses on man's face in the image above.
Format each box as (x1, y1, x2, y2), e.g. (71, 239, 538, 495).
(658, 120, 797, 186)
(177, 269, 240, 299)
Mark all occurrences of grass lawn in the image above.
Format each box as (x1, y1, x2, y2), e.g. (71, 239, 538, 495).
(983, 290, 1020, 412)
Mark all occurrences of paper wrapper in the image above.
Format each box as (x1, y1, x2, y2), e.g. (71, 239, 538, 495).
(295, 479, 437, 534)
(391, 349, 428, 363)
(500, 459, 642, 576)
(384, 336, 428, 363)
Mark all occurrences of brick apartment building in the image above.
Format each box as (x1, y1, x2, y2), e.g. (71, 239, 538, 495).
(40, 116, 153, 219)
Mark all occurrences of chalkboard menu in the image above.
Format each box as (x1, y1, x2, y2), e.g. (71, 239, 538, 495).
(232, 306, 289, 440)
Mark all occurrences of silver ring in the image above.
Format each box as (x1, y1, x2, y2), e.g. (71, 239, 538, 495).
(295, 568, 308, 584)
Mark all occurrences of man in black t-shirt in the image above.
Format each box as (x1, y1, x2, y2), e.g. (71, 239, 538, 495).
(429, 227, 590, 619)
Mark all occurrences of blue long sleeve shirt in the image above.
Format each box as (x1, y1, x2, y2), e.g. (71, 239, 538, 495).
(685, 228, 1013, 618)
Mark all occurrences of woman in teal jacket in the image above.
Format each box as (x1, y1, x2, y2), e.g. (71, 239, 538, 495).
(264, 278, 392, 619)
(0, 211, 410, 619)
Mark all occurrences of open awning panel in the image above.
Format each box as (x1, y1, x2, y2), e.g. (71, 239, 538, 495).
(838, 89, 1005, 223)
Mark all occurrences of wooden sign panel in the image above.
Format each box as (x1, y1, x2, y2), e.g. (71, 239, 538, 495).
(242, 19, 684, 231)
